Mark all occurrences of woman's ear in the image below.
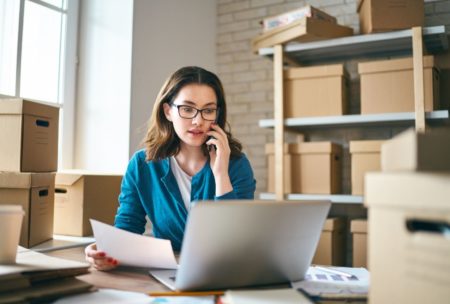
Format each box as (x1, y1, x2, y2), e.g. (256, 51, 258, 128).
(163, 103, 173, 122)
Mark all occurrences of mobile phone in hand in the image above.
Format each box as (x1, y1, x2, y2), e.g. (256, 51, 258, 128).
(208, 108, 220, 151)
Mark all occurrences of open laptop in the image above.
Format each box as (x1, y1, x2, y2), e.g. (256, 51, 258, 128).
(149, 200, 330, 291)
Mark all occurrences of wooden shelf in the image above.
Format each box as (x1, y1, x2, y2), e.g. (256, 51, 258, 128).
(260, 193, 364, 204)
(259, 110, 449, 129)
(258, 26, 449, 64)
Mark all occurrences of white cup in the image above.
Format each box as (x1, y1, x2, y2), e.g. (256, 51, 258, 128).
(0, 205, 24, 264)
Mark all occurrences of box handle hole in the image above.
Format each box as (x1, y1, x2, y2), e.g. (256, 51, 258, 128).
(55, 188, 67, 194)
(39, 189, 49, 197)
(36, 119, 50, 127)
(406, 219, 450, 238)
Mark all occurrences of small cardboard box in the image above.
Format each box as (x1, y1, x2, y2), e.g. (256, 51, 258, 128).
(350, 140, 384, 195)
(357, 0, 424, 34)
(351, 219, 368, 268)
(0, 97, 59, 172)
(358, 56, 439, 114)
(54, 171, 122, 236)
(284, 64, 348, 118)
(382, 128, 450, 172)
(265, 143, 292, 193)
(252, 17, 353, 53)
(0, 172, 55, 248)
(365, 172, 450, 303)
(312, 217, 346, 266)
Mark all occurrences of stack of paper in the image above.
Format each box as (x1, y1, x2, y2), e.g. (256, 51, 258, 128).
(222, 288, 313, 304)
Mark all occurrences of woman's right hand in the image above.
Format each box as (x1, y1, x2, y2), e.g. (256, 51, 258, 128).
(85, 243, 119, 271)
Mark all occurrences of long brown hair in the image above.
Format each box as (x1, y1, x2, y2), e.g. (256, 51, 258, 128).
(143, 66, 243, 161)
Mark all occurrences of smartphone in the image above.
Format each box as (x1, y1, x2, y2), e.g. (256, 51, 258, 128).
(208, 108, 220, 151)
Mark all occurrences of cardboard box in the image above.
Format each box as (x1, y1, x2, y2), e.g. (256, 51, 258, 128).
(54, 171, 122, 236)
(265, 144, 292, 193)
(357, 0, 424, 34)
(285, 64, 348, 118)
(365, 172, 450, 303)
(0, 172, 55, 248)
(358, 56, 439, 114)
(350, 140, 384, 195)
(350, 219, 367, 268)
(382, 128, 450, 172)
(252, 17, 353, 53)
(312, 218, 345, 266)
(261, 5, 337, 32)
(0, 97, 59, 172)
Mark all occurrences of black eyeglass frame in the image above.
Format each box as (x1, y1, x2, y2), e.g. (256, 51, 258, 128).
(171, 104, 219, 121)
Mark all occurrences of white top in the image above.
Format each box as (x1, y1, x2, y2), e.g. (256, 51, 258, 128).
(170, 156, 192, 211)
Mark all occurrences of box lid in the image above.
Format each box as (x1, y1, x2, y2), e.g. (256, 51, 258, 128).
(322, 217, 345, 231)
(56, 170, 122, 186)
(351, 219, 367, 233)
(285, 64, 345, 79)
(0, 172, 55, 189)
(350, 140, 385, 153)
(358, 56, 435, 74)
(290, 142, 341, 154)
(0, 98, 60, 118)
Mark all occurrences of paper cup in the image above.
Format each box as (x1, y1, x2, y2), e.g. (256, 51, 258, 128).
(0, 205, 24, 264)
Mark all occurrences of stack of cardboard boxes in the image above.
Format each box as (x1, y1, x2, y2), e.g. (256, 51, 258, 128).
(0, 97, 59, 248)
(365, 128, 450, 303)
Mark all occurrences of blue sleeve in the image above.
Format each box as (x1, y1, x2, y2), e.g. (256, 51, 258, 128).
(216, 154, 256, 200)
(114, 152, 147, 235)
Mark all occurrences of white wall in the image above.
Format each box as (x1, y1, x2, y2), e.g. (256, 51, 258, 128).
(74, 0, 133, 172)
(129, 0, 217, 155)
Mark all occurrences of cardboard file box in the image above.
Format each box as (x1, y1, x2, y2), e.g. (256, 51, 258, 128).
(358, 56, 439, 114)
(0, 97, 59, 172)
(382, 128, 450, 172)
(365, 172, 450, 304)
(357, 0, 424, 34)
(0, 172, 55, 248)
(350, 140, 384, 195)
(284, 64, 348, 118)
(265, 144, 292, 193)
(54, 171, 122, 236)
(312, 218, 345, 266)
(351, 219, 368, 268)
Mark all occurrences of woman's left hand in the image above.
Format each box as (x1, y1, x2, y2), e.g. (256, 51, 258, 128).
(207, 123, 232, 196)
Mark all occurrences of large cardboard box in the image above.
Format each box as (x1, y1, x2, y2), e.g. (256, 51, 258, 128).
(0, 172, 55, 248)
(0, 97, 59, 172)
(350, 219, 367, 268)
(365, 172, 450, 303)
(382, 128, 450, 172)
(312, 218, 345, 266)
(290, 142, 342, 194)
(357, 0, 424, 34)
(350, 140, 384, 195)
(358, 56, 439, 114)
(265, 144, 292, 193)
(54, 171, 122, 236)
(252, 17, 353, 53)
(284, 64, 348, 118)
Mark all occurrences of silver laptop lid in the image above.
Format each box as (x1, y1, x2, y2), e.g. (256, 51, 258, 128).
(175, 200, 331, 291)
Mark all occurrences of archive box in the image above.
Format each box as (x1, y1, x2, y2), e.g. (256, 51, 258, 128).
(312, 217, 346, 266)
(350, 219, 368, 268)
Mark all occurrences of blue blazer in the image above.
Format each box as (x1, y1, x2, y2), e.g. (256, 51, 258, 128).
(114, 149, 256, 251)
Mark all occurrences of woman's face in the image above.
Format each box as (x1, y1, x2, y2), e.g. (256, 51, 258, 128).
(163, 84, 218, 149)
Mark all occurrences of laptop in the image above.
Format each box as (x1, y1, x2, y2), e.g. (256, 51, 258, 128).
(149, 200, 330, 291)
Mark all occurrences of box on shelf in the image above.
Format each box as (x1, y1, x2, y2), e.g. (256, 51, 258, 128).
(0, 97, 59, 172)
(284, 64, 348, 118)
(358, 56, 439, 114)
(365, 172, 450, 303)
(351, 219, 368, 268)
(251, 17, 353, 53)
(382, 128, 450, 172)
(312, 217, 346, 266)
(54, 171, 122, 236)
(350, 140, 384, 195)
(260, 5, 337, 32)
(265, 144, 292, 193)
(0, 172, 55, 248)
(357, 0, 424, 34)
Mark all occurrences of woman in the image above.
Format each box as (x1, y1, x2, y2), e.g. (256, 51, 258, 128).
(85, 66, 256, 270)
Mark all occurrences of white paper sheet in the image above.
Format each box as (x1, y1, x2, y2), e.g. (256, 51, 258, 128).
(90, 219, 177, 269)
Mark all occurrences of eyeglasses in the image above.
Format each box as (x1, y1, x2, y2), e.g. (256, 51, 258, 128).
(172, 104, 218, 121)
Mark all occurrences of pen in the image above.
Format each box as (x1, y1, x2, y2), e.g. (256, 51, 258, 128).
(148, 290, 224, 297)
(313, 266, 355, 278)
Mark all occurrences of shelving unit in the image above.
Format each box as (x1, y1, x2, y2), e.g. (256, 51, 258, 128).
(259, 26, 449, 202)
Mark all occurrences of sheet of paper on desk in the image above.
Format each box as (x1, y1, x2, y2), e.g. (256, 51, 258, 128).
(90, 219, 177, 269)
